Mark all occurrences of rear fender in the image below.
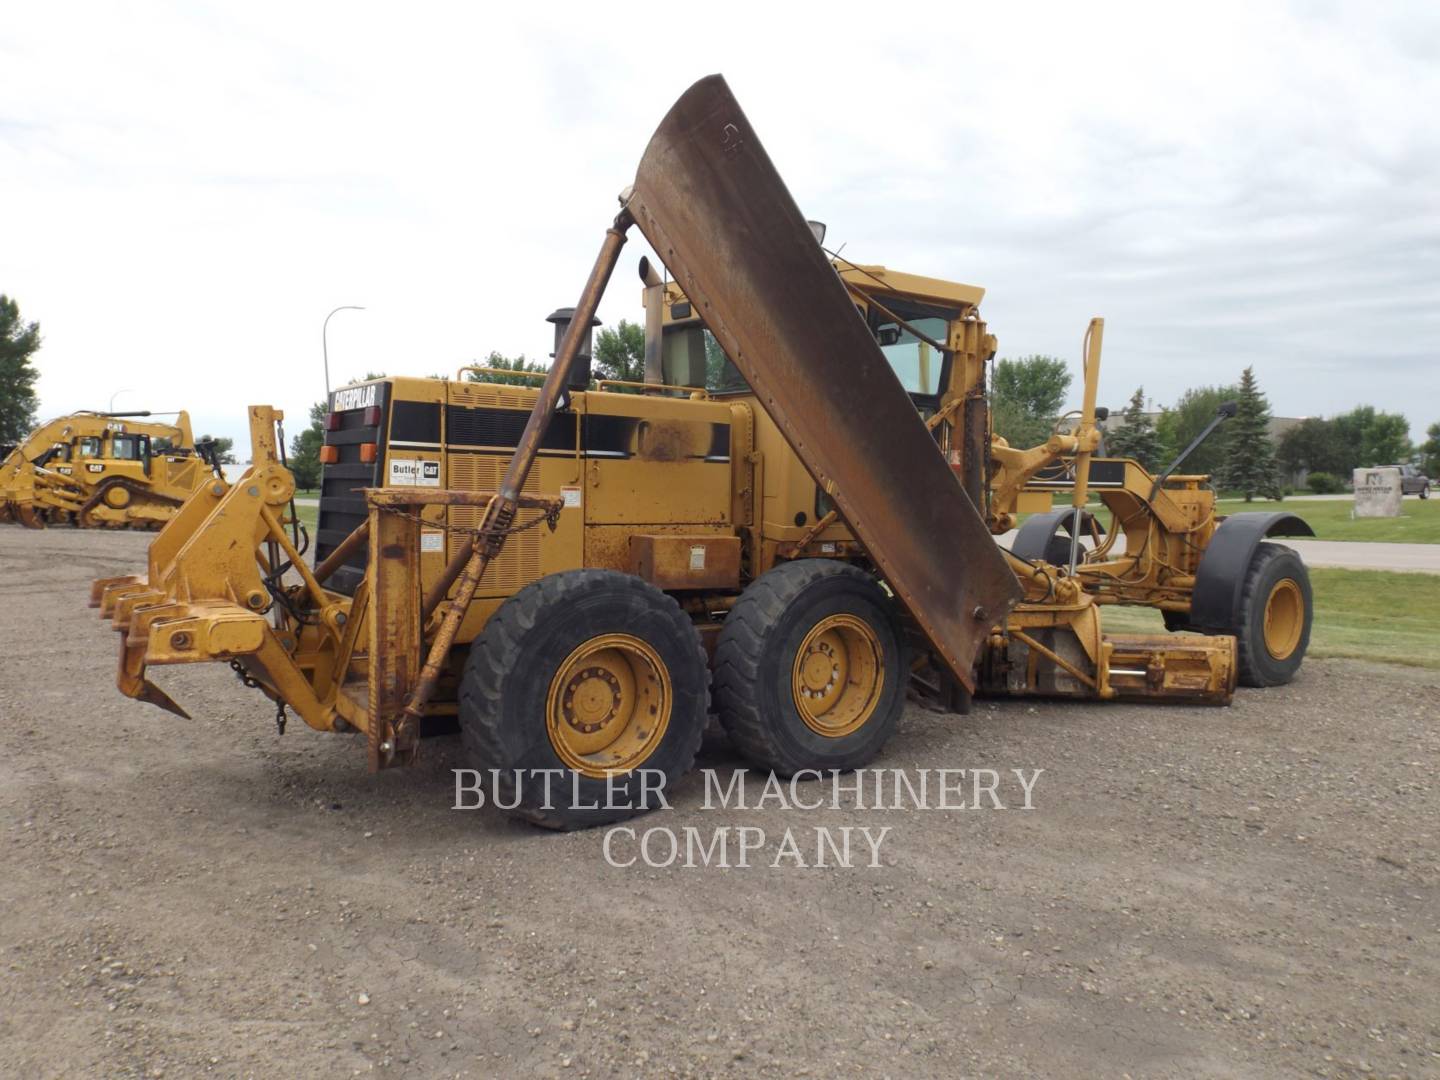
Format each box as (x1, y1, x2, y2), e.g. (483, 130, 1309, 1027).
(1189, 512, 1313, 630)
(1011, 508, 1106, 564)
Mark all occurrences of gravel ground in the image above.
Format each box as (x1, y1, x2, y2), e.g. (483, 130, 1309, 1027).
(1, 528, 1437, 1078)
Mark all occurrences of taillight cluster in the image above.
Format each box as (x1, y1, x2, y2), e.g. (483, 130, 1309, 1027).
(319, 443, 376, 463)
(320, 403, 381, 467)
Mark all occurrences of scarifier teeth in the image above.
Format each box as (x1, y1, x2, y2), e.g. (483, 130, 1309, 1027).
(136, 680, 190, 719)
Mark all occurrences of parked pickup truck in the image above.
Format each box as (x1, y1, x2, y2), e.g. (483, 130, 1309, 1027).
(1390, 464, 1432, 498)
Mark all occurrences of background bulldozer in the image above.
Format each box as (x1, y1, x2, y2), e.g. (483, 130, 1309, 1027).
(92, 75, 1314, 829)
(1, 410, 212, 529)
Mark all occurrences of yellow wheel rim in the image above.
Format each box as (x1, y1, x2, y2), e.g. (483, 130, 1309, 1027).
(1262, 578, 1303, 660)
(791, 614, 884, 738)
(546, 634, 671, 779)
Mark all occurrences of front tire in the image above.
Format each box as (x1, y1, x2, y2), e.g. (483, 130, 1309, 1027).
(1234, 542, 1312, 687)
(713, 559, 907, 776)
(459, 569, 708, 830)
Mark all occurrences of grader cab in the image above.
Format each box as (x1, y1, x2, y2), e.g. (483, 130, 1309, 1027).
(92, 75, 1313, 829)
(1, 410, 211, 529)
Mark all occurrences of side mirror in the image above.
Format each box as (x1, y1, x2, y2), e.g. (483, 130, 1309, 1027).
(876, 326, 902, 347)
(1094, 406, 1110, 422)
(1217, 401, 1238, 419)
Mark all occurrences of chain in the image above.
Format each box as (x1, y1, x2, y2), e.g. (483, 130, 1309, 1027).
(229, 660, 288, 735)
(371, 501, 562, 539)
(229, 659, 261, 688)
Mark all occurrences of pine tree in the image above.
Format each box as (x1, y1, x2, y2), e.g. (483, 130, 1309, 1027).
(0, 295, 42, 444)
(1219, 366, 1282, 501)
(1106, 386, 1164, 471)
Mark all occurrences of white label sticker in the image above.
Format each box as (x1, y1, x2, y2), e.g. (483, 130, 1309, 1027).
(331, 384, 378, 412)
(420, 530, 444, 553)
(388, 459, 440, 487)
(820, 542, 836, 554)
(561, 486, 582, 508)
(689, 544, 706, 571)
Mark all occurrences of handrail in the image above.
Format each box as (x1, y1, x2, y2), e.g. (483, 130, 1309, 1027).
(595, 379, 709, 397)
(454, 365, 549, 384)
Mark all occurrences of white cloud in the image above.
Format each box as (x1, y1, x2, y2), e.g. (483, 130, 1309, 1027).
(3, 0, 1436, 451)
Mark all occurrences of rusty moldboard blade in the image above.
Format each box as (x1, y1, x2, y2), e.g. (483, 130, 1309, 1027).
(629, 74, 1021, 688)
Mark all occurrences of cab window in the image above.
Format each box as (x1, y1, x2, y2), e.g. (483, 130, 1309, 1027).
(658, 323, 751, 395)
(111, 435, 142, 460)
(77, 437, 101, 457)
(878, 316, 948, 396)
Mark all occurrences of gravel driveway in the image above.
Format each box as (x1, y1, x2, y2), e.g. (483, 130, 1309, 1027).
(1, 528, 1436, 1078)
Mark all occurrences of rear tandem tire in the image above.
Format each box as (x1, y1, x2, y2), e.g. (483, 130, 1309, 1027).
(458, 569, 709, 830)
(713, 559, 907, 777)
(1233, 542, 1312, 688)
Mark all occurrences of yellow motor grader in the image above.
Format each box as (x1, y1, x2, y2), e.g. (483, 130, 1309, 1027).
(92, 75, 1313, 828)
(1, 410, 213, 529)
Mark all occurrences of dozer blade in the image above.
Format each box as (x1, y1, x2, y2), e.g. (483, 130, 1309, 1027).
(629, 75, 1022, 688)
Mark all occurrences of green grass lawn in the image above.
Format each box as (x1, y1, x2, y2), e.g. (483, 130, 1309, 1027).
(1214, 496, 1439, 544)
(1099, 568, 1440, 670)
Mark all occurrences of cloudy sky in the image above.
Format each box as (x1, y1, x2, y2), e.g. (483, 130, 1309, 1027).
(3, 1, 1437, 452)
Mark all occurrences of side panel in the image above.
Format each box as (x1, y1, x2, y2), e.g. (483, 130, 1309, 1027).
(628, 74, 1021, 685)
(582, 393, 732, 526)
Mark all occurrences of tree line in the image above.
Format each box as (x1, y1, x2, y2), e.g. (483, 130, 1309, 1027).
(991, 355, 1432, 501)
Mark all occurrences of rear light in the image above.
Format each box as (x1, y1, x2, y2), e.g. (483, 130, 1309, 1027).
(325, 412, 342, 432)
(319, 446, 339, 465)
(359, 443, 378, 463)
(363, 405, 383, 427)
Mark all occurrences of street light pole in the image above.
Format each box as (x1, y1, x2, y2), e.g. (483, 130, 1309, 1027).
(108, 388, 134, 412)
(323, 305, 366, 398)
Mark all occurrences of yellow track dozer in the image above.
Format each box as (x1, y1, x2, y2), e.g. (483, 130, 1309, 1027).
(1, 410, 213, 529)
(92, 76, 1313, 828)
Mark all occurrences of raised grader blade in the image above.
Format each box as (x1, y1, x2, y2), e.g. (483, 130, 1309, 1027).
(628, 73, 1023, 689)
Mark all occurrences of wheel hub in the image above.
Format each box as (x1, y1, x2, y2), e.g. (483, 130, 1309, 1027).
(791, 614, 883, 738)
(563, 667, 624, 735)
(1262, 578, 1303, 660)
(546, 634, 671, 778)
